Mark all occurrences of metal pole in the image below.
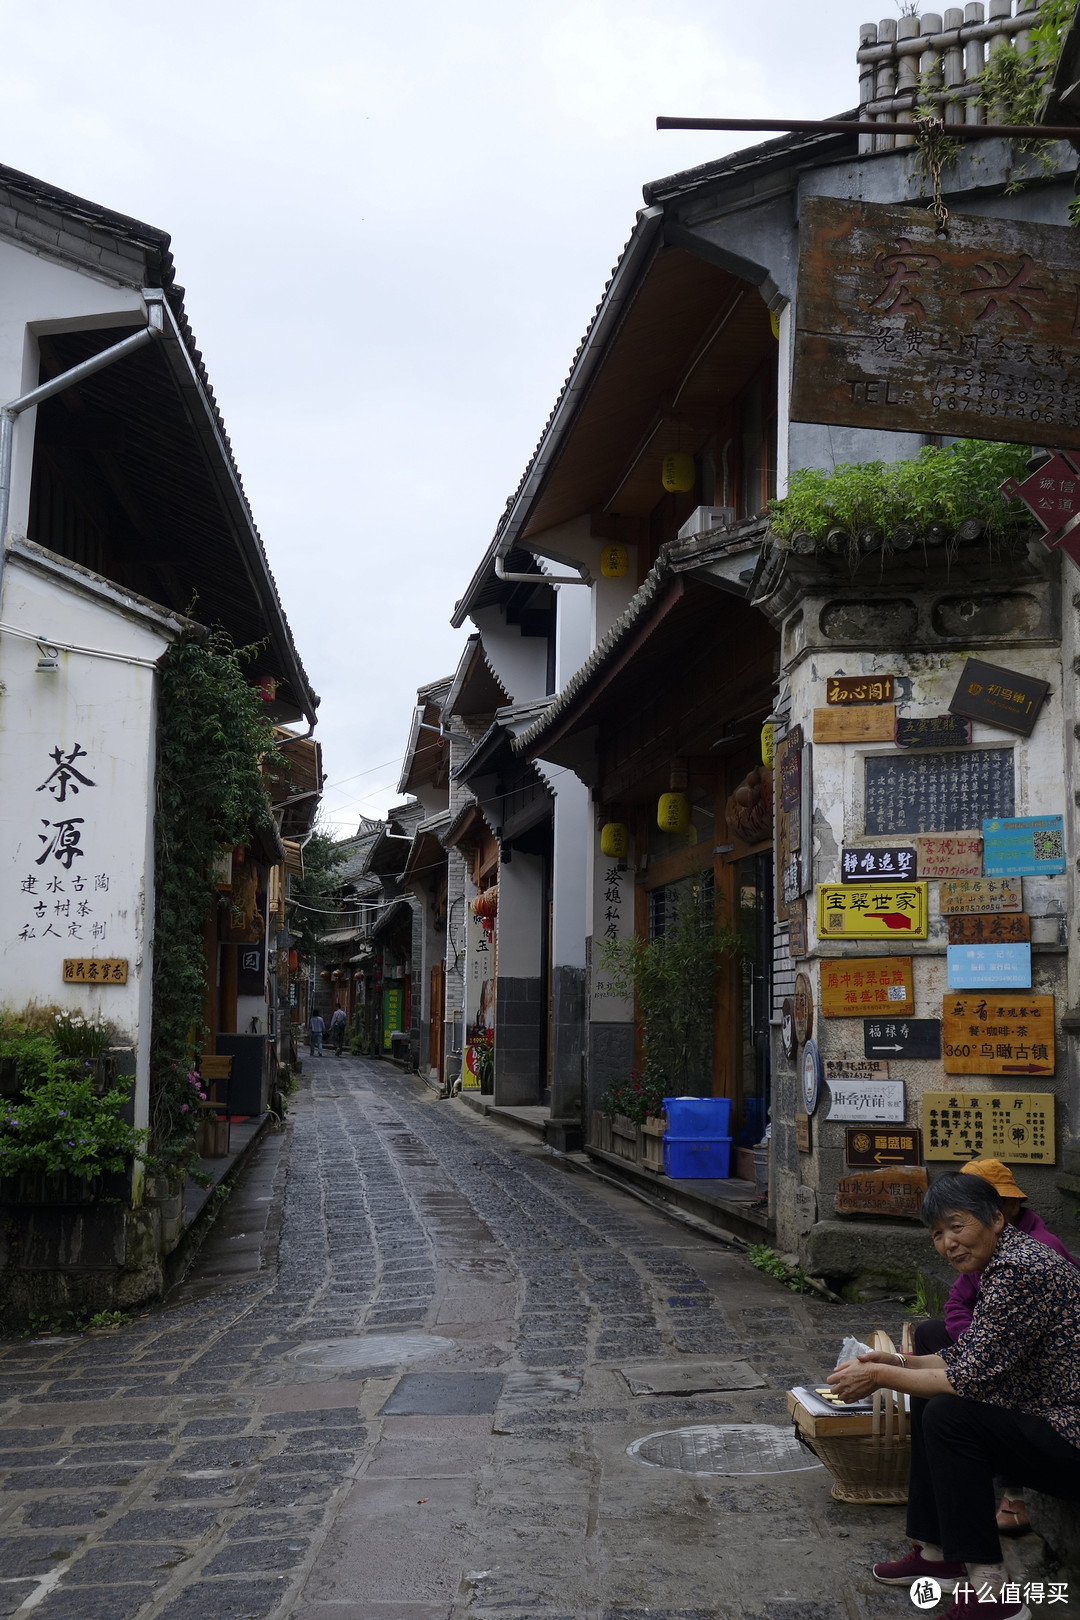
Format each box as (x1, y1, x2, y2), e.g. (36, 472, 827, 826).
(656, 115, 1080, 140)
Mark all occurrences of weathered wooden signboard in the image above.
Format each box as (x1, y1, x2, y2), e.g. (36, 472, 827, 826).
(795, 1112, 812, 1153)
(817, 883, 927, 940)
(946, 943, 1032, 990)
(949, 659, 1050, 737)
(820, 956, 914, 1017)
(864, 1017, 941, 1060)
(841, 845, 916, 882)
(826, 675, 895, 704)
(844, 1126, 922, 1166)
(895, 715, 972, 749)
(793, 972, 814, 1043)
(787, 898, 808, 958)
(62, 957, 128, 984)
(775, 725, 804, 925)
(942, 992, 1054, 1075)
(864, 749, 1014, 836)
(914, 834, 982, 880)
(814, 706, 896, 744)
(947, 912, 1030, 944)
(923, 1090, 1055, 1162)
(939, 876, 1023, 915)
(982, 815, 1065, 876)
(790, 196, 1080, 450)
(826, 1078, 905, 1121)
(834, 1166, 927, 1219)
(825, 1057, 890, 1082)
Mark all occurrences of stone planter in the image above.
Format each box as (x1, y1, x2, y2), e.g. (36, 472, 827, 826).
(641, 1115, 665, 1173)
(611, 1112, 642, 1165)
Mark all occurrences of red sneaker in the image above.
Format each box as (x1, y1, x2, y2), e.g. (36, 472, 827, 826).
(944, 1582, 1030, 1620)
(872, 1546, 966, 1590)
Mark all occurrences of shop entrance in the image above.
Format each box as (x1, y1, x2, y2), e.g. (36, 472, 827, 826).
(736, 850, 772, 1146)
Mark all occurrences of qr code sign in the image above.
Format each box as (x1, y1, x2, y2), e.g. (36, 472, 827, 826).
(1033, 829, 1064, 863)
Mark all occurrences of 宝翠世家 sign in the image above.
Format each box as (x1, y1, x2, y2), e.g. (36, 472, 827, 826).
(982, 815, 1065, 876)
(942, 993, 1054, 1075)
(864, 1018, 941, 1060)
(845, 1126, 922, 1166)
(790, 196, 1080, 451)
(826, 1078, 905, 1121)
(62, 958, 127, 984)
(947, 912, 1030, 945)
(826, 675, 895, 704)
(922, 1090, 1055, 1162)
(947, 943, 1031, 991)
(939, 877, 1023, 916)
(820, 956, 913, 1018)
(949, 658, 1049, 737)
(914, 834, 982, 880)
(817, 883, 927, 940)
(841, 845, 916, 882)
(895, 715, 972, 750)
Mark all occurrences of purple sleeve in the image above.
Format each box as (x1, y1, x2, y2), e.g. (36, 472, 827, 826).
(1019, 1210, 1080, 1269)
(944, 1271, 979, 1339)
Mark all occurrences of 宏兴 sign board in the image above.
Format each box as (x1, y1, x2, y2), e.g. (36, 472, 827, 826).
(790, 196, 1080, 450)
(938, 877, 1023, 916)
(825, 675, 895, 704)
(946, 943, 1031, 990)
(946, 912, 1030, 944)
(895, 715, 972, 749)
(982, 815, 1065, 876)
(864, 1017, 941, 1060)
(826, 1078, 905, 1122)
(922, 1090, 1055, 1162)
(942, 992, 1054, 1075)
(949, 658, 1049, 737)
(820, 956, 913, 1018)
(817, 882, 927, 940)
(844, 1125, 922, 1166)
(841, 845, 916, 882)
(914, 834, 982, 880)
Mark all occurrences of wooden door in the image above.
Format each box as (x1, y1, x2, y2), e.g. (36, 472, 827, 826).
(429, 963, 445, 1078)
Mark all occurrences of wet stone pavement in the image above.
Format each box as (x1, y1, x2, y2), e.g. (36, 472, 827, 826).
(0, 1055, 938, 1620)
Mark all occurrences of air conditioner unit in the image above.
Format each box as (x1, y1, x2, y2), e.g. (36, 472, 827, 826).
(677, 505, 736, 542)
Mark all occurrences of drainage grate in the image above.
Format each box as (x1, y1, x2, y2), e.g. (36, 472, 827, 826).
(627, 1423, 822, 1476)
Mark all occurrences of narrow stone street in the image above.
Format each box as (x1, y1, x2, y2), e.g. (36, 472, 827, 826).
(0, 1057, 917, 1620)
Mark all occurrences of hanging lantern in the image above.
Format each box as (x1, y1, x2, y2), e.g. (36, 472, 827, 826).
(600, 543, 628, 578)
(353, 971, 363, 982)
(474, 886, 498, 921)
(760, 721, 775, 770)
(320, 970, 331, 982)
(288, 950, 298, 973)
(331, 968, 342, 982)
(657, 791, 690, 833)
(600, 822, 629, 859)
(257, 676, 278, 703)
(661, 450, 695, 494)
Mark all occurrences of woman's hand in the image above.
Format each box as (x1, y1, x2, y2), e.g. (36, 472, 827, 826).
(827, 1352, 895, 1403)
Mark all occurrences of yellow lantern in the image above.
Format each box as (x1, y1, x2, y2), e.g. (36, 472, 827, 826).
(600, 822, 629, 859)
(661, 451, 695, 494)
(657, 792, 690, 833)
(600, 543, 628, 578)
(760, 721, 775, 769)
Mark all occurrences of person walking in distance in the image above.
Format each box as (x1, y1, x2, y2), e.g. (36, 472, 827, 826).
(308, 1010, 325, 1057)
(330, 1006, 347, 1057)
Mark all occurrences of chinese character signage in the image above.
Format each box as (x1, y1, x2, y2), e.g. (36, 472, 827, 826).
(982, 815, 1065, 876)
(1001, 450, 1080, 539)
(841, 845, 916, 882)
(825, 1057, 890, 1082)
(820, 956, 913, 1017)
(817, 882, 927, 939)
(775, 725, 810, 925)
(942, 993, 1054, 1075)
(791, 197, 1080, 450)
(864, 749, 1014, 836)
(826, 1079, 905, 1122)
(826, 675, 895, 704)
(922, 1090, 1055, 1162)
(949, 658, 1049, 737)
(939, 876, 1023, 915)
(844, 1125, 921, 1165)
(590, 842, 634, 1020)
(914, 834, 982, 880)
(864, 1018, 941, 1060)
(895, 715, 972, 750)
(63, 957, 127, 984)
(947, 912, 1030, 944)
(946, 943, 1031, 991)
(834, 1166, 927, 1218)
(14, 741, 116, 952)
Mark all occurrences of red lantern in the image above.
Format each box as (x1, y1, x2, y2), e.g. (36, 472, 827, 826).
(288, 950, 298, 973)
(320, 970, 331, 982)
(332, 969, 342, 982)
(257, 676, 277, 703)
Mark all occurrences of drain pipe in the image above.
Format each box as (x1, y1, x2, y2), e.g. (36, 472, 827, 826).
(0, 290, 166, 610)
(494, 554, 590, 587)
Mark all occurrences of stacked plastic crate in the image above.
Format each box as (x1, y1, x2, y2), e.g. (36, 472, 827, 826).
(661, 1097, 733, 1179)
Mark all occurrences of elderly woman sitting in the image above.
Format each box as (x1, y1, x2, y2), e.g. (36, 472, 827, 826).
(829, 1171, 1080, 1620)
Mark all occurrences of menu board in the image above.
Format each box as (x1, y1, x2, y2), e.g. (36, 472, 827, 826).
(864, 750, 1014, 836)
(942, 993, 1054, 1076)
(922, 1090, 1055, 1162)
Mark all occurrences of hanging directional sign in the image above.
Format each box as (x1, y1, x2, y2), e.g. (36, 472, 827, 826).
(818, 883, 928, 940)
(948, 658, 1050, 737)
(1001, 451, 1080, 539)
(942, 993, 1054, 1076)
(844, 1125, 922, 1166)
(840, 845, 916, 882)
(946, 943, 1032, 990)
(895, 715, 972, 749)
(864, 1017, 942, 1060)
(982, 815, 1065, 876)
(826, 675, 896, 704)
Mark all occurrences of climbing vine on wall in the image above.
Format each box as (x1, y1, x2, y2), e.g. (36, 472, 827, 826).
(151, 630, 279, 1164)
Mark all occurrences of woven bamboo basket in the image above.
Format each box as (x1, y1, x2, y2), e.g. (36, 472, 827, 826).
(789, 1330, 911, 1504)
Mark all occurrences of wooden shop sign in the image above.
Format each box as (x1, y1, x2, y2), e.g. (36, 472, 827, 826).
(827, 1078, 905, 1122)
(795, 1112, 812, 1153)
(841, 845, 916, 882)
(844, 1126, 922, 1167)
(787, 898, 808, 958)
(775, 725, 809, 925)
(834, 1166, 928, 1219)
(62, 957, 128, 984)
(914, 834, 982, 880)
(820, 956, 913, 1018)
(895, 714, 972, 749)
(949, 658, 1050, 738)
(864, 1017, 941, 1060)
(923, 1089, 1055, 1162)
(947, 912, 1030, 945)
(817, 882, 927, 940)
(942, 992, 1054, 1076)
(982, 815, 1066, 877)
(825, 1057, 890, 1082)
(790, 196, 1080, 452)
(813, 705, 896, 744)
(939, 876, 1022, 915)
(826, 675, 895, 704)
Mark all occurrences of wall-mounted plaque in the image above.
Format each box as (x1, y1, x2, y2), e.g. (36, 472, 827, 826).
(915, 834, 982, 880)
(895, 715, 972, 749)
(825, 1057, 890, 1082)
(923, 1090, 1055, 1162)
(814, 706, 896, 744)
(781, 997, 797, 1060)
(787, 899, 808, 958)
(845, 1125, 922, 1166)
(817, 883, 927, 940)
(801, 1039, 822, 1115)
(820, 956, 914, 1018)
(864, 1018, 941, 1060)
(62, 957, 128, 984)
(947, 912, 1030, 944)
(947, 943, 1031, 991)
(982, 815, 1065, 876)
(826, 1078, 905, 1122)
(793, 972, 814, 1043)
(775, 725, 803, 924)
(939, 876, 1023, 915)
(795, 1112, 812, 1153)
(949, 658, 1050, 737)
(834, 1166, 928, 1219)
(841, 845, 916, 882)
(864, 749, 1014, 836)
(826, 675, 896, 704)
(942, 993, 1054, 1075)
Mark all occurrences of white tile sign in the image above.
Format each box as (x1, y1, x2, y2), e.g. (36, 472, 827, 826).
(826, 1079, 906, 1122)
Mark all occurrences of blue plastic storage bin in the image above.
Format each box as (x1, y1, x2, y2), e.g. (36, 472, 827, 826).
(662, 1097, 733, 1139)
(662, 1134, 732, 1179)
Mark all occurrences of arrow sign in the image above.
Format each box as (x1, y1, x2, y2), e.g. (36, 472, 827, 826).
(845, 1127, 923, 1169)
(864, 1018, 941, 1061)
(865, 913, 913, 930)
(1001, 1063, 1051, 1074)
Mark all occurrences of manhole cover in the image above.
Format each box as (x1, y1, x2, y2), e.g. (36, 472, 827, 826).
(627, 1424, 822, 1476)
(289, 1334, 445, 1369)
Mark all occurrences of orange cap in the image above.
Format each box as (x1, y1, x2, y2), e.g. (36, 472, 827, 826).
(961, 1158, 1026, 1201)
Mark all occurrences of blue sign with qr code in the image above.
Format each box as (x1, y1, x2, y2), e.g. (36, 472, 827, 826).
(982, 815, 1065, 877)
(946, 943, 1032, 989)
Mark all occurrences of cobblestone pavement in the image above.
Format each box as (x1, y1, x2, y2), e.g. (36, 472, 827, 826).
(0, 1055, 962, 1620)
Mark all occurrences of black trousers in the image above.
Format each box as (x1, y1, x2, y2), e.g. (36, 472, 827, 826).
(913, 1319, 952, 1356)
(906, 1393, 1080, 1563)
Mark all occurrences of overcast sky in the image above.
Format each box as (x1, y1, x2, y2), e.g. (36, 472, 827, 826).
(0, 0, 877, 834)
